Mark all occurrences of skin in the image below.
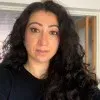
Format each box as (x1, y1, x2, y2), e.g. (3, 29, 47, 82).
(24, 10, 60, 79)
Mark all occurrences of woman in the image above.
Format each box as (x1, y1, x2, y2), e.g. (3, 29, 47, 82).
(0, 0, 100, 100)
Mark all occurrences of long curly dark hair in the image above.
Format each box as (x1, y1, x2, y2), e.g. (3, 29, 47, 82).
(2, 1, 98, 100)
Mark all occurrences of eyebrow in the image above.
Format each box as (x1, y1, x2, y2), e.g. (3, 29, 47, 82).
(28, 22, 59, 28)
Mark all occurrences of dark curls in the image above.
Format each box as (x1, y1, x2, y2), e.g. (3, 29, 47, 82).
(2, 1, 98, 100)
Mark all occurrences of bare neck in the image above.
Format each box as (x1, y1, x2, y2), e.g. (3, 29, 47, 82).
(24, 59, 49, 79)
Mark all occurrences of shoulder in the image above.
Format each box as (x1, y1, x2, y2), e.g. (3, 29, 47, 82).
(0, 62, 13, 80)
(92, 87, 100, 100)
(0, 61, 19, 77)
(0, 62, 25, 83)
(0, 62, 13, 99)
(0, 62, 14, 88)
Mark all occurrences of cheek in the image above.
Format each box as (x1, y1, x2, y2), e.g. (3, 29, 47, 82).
(56, 37, 60, 50)
(24, 34, 31, 47)
(25, 38, 37, 50)
(51, 38, 60, 50)
(55, 36, 60, 46)
(24, 33, 36, 50)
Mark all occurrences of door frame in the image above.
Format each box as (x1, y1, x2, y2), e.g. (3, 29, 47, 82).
(68, 8, 100, 81)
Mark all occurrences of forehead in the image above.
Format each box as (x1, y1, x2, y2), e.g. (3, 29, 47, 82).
(28, 10, 58, 25)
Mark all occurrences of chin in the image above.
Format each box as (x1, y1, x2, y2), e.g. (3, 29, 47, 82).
(36, 56, 52, 63)
(35, 53, 55, 63)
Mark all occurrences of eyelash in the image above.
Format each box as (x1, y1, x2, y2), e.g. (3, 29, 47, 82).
(50, 31, 59, 35)
(30, 27, 59, 35)
(30, 27, 40, 33)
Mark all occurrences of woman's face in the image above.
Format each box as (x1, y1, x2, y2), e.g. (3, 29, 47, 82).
(24, 10, 60, 64)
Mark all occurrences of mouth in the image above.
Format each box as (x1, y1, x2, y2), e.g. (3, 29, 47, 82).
(36, 49, 49, 55)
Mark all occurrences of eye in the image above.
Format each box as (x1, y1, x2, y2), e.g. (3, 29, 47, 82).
(30, 27, 40, 33)
(50, 31, 59, 35)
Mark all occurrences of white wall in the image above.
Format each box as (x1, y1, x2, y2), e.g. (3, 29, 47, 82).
(57, 0, 100, 10)
(0, 0, 40, 4)
(0, 0, 100, 10)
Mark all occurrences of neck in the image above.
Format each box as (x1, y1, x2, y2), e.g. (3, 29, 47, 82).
(24, 59, 49, 79)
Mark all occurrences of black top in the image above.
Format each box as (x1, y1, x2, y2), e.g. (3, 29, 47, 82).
(0, 63, 45, 100)
(0, 63, 100, 100)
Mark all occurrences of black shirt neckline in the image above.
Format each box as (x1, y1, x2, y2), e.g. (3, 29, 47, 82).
(21, 66, 46, 82)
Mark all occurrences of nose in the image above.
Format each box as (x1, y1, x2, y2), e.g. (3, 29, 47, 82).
(38, 33, 49, 46)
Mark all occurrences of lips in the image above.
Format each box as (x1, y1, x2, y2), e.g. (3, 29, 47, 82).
(36, 49, 49, 54)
